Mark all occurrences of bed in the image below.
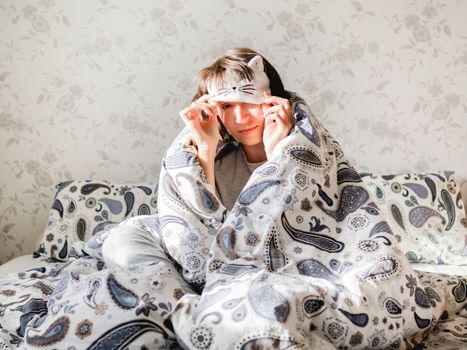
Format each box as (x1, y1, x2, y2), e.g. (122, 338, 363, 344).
(1, 160, 466, 350)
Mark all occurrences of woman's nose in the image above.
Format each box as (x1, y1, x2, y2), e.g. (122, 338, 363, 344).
(234, 105, 249, 123)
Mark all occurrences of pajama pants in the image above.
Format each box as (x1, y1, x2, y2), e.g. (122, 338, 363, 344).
(101, 224, 196, 294)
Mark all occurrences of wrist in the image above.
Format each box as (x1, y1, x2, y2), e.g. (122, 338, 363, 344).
(198, 140, 218, 153)
(198, 148, 216, 161)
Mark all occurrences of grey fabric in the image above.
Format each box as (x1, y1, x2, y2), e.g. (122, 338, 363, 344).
(215, 145, 265, 210)
(102, 224, 196, 294)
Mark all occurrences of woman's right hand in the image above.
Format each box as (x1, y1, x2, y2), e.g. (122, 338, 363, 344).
(179, 94, 221, 154)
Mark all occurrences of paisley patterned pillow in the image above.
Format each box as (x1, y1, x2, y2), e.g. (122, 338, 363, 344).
(34, 180, 158, 261)
(361, 171, 467, 265)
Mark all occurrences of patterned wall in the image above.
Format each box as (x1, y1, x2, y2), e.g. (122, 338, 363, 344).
(1, 0, 466, 264)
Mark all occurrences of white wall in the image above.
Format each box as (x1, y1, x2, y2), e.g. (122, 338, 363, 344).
(1, 0, 466, 263)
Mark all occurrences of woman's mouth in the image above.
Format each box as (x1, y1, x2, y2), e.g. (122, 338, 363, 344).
(239, 126, 258, 134)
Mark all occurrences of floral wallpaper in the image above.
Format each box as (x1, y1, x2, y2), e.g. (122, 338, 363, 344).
(0, 0, 466, 264)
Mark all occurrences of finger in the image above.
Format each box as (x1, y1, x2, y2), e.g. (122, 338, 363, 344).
(195, 94, 212, 103)
(208, 99, 221, 107)
(263, 105, 284, 117)
(273, 113, 287, 127)
(180, 113, 196, 128)
(264, 113, 278, 127)
(265, 110, 287, 127)
(190, 102, 216, 122)
(180, 107, 197, 122)
(275, 103, 292, 122)
(181, 107, 209, 128)
(263, 91, 288, 106)
(200, 106, 216, 121)
(192, 101, 217, 115)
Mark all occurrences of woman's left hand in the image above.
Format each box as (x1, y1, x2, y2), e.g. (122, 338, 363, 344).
(262, 91, 294, 159)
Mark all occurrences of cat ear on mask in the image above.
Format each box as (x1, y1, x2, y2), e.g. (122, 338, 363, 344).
(247, 55, 265, 72)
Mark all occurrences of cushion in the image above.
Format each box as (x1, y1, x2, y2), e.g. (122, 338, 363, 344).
(34, 180, 158, 261)
(361, 171, 467, 265)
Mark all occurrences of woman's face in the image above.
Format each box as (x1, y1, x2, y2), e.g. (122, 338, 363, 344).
(214, 102, 265, 146)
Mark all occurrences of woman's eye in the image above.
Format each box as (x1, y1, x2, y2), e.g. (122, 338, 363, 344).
(222, 104, 232, 110)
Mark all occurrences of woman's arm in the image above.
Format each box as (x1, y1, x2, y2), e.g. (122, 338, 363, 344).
(197, 149, 216, 189)
(179, 94, 220, 190)
(261, 91, 294, 159)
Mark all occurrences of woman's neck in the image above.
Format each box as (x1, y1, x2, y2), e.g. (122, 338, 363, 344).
(241, 143, 267, 163)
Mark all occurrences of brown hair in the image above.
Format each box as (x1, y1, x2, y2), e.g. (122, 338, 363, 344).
(192, 47, 290, 102)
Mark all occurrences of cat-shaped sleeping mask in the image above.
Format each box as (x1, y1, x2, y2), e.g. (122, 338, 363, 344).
(207, 55, 271, 104)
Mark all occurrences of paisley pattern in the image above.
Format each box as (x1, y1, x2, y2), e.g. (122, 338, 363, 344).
(1, 257, 185, 349)
(295, 107, 321, 147)
(361, 172, 467, 265)
(164, 151, 198, 169)
(337, 167, 362, 185)
(124, 192, 135, 217)
(414, 312, 431, 329)
(409, 206, 445, 227)
(5, 93, 462, 349)
(424, 176, 437, 203)
(338, 308, 369, 327)
(264, 234, 287, 271)
(238, 180, 281, 206)
(297, 259, 339, 282)
(52, 199, 64, 218)
(239, 336, 299, 350)
(360, 256, 401, 282)
(35, 180, 158, 261)
(390, 204, 405, 231)
(175, 173, 220, 213)
(383, 298, 402, 317)
(159, 92, 467, 349)
(11, 298, 48, 337)
(281, 212, 344, 253)
(87, 320, 168, 350)
(67, 199, 77, 214)
(25, 316, 70, 347)
(452, 280, 466, 303)
(402, 183, 428, 199)
(106, 273, 139, 310)
(75, 217, 87, 241)
(137, 204, 151, 215)
(99, 198, 123, 214)
(248, 275, 290, 323)
(316, 186, 369, 221)
(302, 296, 326, 318)
(288, 147, 324, 167)
(216, 226, 238, 260)
(441, 189, 456, 230)
(256, 163, 280, 177)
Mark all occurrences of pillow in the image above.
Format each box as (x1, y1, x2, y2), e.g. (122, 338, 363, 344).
(34, 180, 158, 261)
(360, 171, 467, 265)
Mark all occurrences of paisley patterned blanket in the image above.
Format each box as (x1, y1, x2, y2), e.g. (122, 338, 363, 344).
(0, 92, 465, 349)
(159, 92, 466, 349)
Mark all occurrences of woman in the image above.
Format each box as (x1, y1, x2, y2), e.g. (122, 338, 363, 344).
(102, 49, 465, 349)
(101, 48, 291, 275)
(179, 48, 295, 210)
